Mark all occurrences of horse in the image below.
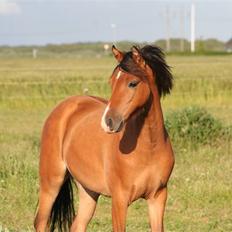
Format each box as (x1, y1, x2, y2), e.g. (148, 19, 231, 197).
(34, 45, 175, 232)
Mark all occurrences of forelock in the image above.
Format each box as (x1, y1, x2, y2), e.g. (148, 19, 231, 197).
(118, 52, 146, 79)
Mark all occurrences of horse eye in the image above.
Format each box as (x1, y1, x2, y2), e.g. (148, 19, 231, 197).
(128, 81, 139, 88)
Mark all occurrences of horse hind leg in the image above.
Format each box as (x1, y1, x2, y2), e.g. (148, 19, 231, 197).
(71, 184, 99, 232)
(34, 169, 76, 232)
(34, 131, 75, 231)
(34, 150, 70, 231)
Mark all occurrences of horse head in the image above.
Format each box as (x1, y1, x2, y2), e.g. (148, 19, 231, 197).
(101, 45, 173, 133)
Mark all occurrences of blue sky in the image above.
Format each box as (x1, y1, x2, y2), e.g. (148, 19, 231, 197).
(0, 0, 231, 45)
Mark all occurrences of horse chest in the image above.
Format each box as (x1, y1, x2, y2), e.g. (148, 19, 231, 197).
(111, 150, 173, 202)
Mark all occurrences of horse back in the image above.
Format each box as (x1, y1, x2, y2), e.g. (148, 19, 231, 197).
(39, 95, 107, 173)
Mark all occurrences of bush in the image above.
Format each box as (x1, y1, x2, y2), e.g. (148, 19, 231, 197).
(165, 107, 229, 146)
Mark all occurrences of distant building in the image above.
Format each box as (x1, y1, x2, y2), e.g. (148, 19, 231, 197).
(225, 38, 232, 52)
(32, 48, 38, 58)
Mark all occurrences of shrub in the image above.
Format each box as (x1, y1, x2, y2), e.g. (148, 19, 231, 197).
(165, 107, 229, 146)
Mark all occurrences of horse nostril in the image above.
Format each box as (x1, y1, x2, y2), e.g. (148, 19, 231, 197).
(106, 117, 114, 131)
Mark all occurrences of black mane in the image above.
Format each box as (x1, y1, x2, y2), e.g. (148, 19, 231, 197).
(118, 45, 173, 97)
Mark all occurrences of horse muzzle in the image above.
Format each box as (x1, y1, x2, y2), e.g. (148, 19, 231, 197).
(101, 108, 124, 133)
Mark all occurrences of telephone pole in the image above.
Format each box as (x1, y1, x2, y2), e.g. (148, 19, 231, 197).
(165, 6, 171, 52)
(180, 7, 185, 52)
(190, 2, 195, 52)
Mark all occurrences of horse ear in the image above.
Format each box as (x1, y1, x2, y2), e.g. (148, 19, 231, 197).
(131, 46, 145, 69)
(112, 45, 124, 62)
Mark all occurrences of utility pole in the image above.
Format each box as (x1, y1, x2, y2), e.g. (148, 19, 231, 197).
(180, 7, 185, 52)
(190, 2, 195, 52)
(111, 24, 117, 45)
(165, 6, 171, 52)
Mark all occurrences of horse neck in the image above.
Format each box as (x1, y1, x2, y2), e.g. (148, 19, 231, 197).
(142, 83, 165, 147)
(118, 84, 165, 155)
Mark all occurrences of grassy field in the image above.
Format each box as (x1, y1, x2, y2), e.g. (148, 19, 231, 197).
(0, 55, 232, 231)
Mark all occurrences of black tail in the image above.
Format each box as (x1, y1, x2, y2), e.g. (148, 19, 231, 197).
(49, 172, 75, 232)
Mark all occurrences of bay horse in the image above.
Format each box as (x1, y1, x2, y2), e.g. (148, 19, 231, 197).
(34, 45, 174, 232)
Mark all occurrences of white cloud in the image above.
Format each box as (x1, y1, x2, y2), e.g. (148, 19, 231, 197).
(0, 0, 21, 15)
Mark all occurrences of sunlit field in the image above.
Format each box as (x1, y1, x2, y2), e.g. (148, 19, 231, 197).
(0, 55, 232, 231)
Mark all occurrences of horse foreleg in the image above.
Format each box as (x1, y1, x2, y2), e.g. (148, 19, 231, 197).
(111, 193, 128, 232)
(71, 184, 99, 232)
(147, 187, 167, 232)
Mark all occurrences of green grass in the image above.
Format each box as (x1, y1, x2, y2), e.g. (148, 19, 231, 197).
(0, 55, 232, 231)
